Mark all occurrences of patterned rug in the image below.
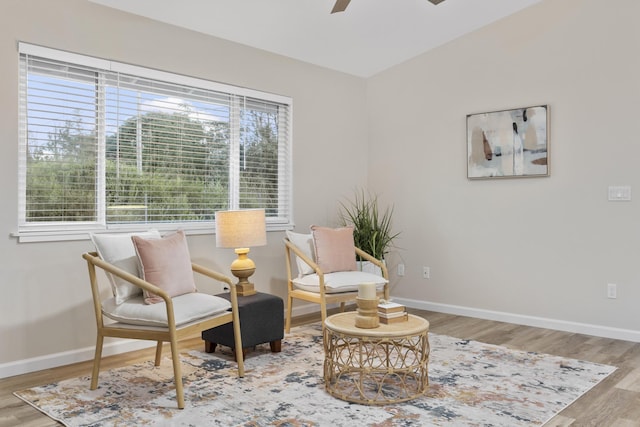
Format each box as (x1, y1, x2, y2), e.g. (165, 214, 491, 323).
(15, 323, 616, 426)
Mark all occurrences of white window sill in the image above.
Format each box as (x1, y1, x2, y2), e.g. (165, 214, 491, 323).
(11, 223, 292, 243)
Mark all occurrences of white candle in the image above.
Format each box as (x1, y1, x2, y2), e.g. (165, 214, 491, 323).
(358, 282, 376, 300)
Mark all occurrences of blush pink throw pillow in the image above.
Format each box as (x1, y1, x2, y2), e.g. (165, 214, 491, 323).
(310, 225, 357, 273)
(132, 230, 197, 304)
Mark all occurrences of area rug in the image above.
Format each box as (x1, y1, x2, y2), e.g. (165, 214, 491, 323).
(15, 323, 616, 426)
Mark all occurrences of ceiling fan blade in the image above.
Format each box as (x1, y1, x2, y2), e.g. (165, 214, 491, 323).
(428, 0, 446, 4)
(331, 0, 351, 14)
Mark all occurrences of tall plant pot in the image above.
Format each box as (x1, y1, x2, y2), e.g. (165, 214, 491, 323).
(356, 260, 384, 277)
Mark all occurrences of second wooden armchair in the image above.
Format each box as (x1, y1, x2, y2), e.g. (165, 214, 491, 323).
(283, 227, 389, 333)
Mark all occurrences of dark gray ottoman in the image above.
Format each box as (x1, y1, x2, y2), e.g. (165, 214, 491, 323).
(201, 291, 284, 360)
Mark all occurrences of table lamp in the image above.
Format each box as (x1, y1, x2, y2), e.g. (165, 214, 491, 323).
(215, 209, 267, 296)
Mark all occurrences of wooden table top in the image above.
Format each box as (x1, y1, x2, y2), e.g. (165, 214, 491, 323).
(324, 312, 429, 338)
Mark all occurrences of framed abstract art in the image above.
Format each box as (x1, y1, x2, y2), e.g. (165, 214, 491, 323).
(467, 105, 549, 179)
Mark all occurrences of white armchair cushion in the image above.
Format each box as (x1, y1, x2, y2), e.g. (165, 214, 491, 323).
(292, 271, 388, 294)
(102, 293, 231, 327)
(91, 230, 161, 304)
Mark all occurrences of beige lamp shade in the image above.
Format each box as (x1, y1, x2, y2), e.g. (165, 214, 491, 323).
(215, 209, 267, 249)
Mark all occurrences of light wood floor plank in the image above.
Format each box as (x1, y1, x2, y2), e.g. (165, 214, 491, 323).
(544, 414, 575, 427)
(616, 368, 640, 392)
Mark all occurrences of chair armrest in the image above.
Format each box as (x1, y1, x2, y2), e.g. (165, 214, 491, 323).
(283, 238, 389, 279)
(283, 238, 323, 275)
(82, 252, 170, 302)
(191, 262, 242, 339)
(354, 247, 389, 279)
(191, 263, 234, 287)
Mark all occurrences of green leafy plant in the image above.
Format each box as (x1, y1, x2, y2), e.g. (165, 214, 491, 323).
(339, 189, 400, 260)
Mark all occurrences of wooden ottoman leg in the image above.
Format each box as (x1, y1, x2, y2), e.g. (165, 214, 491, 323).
(270, 339, 282, 353)
(204, 341, 217, 353)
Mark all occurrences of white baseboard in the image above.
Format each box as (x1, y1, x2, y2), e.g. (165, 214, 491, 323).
(3, 299, 638, 379)
(0, 339, 155, 380)
(393, 297, 640, 343)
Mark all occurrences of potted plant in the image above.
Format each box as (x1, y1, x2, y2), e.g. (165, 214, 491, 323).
(338, 189, 400, 264)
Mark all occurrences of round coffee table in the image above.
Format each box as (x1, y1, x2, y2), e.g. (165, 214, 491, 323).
(323, 311, 430, 405)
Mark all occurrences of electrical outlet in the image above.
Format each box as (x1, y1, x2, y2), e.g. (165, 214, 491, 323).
(423, 266, 430, 279)
(397, 264, 405, 277)
(607, 283, 617, 299)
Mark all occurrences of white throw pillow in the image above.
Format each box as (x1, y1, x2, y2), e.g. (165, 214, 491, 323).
(286, 230, 316, 277)
(90, 230, 161, 304)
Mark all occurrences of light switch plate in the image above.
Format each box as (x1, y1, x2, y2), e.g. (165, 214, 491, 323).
(608, 186, 631, 201)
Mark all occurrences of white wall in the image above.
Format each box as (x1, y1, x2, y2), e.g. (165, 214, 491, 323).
(368, 0, 640, 338)
(0, 0, 368, 375)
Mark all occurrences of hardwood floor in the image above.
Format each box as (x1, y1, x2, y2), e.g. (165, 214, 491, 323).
(1, 309, 639, 426)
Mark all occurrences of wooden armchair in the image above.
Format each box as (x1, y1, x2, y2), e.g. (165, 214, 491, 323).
(284, 231, 389, 333)
(84, 231, 244, 409)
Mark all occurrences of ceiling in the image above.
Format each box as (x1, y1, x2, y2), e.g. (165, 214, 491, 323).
(89, 0, 542, 77)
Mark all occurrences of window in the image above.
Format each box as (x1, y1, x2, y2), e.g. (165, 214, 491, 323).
(17, 43, 292, 241)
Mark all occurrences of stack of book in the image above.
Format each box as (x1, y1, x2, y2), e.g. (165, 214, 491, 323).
(378, 301, 408, 324)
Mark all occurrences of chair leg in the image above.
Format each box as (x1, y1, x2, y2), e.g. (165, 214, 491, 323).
(154, 341, 163, 366)
(235, 349, 245, 376)
(285, 294, 294, 334)
(231, 312, 245, 378)
(320, 300, 328, 324)
(168, 338, 185, 409)
(90, 334, 104, 390)
(339, 302, 346, 313)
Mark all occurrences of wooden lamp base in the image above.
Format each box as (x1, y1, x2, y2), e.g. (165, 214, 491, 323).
(230, 249, 257, 297)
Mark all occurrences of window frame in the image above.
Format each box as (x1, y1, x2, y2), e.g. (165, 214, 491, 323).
(15, 42, 293, 243)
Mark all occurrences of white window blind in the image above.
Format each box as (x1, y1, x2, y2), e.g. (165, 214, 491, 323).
(17, 43, 292, 239)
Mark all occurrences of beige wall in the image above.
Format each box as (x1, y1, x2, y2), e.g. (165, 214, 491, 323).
(0, 0, 368, 374)
(2, 0, 639, 377)
(368, 0, 640, 336)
